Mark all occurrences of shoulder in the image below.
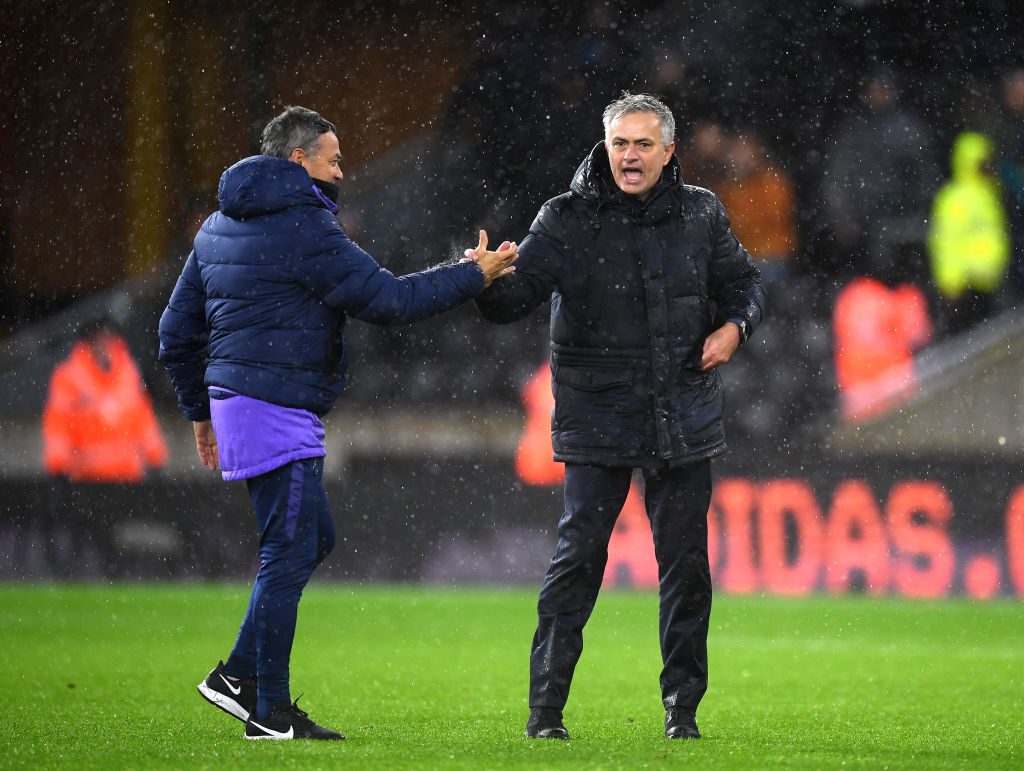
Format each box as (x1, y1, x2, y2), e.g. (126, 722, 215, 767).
(538, 192, 575, 218)
(681, 184, 720, 206)
(50, 355, 75, 384)
(681, 184, 726, 221)
(538, 190, 598, 228)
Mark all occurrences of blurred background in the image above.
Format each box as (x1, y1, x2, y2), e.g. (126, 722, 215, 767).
(1, 0, 1023, 596)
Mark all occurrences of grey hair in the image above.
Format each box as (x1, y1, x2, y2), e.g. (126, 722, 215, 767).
(260, 106, 337, 159)
(602, 92, 675, 147)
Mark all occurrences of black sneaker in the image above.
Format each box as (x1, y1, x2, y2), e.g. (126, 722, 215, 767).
(197, 660, 256, 722)
(665, 708, 700, 739)
(245, 698, 345, 741)
(525, 707, 570, 740)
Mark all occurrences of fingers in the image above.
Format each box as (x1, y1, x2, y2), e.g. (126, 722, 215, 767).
(465, 242, 516, 268)
(464, 234, 517, 287)
(700, 329, 737, 371)
(465, 238, 516, 259)
(496, 241, 518, 259)
(700, 338, 717, 371)
(196, 439, 218, 471)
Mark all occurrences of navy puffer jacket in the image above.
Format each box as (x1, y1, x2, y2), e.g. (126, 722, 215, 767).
(159, 155, 484, 420)
(476, 143, 765, 467)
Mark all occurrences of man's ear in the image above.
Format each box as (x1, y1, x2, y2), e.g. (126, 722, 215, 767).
(663, 142, 676, 165)
(288, 147, 305, 164)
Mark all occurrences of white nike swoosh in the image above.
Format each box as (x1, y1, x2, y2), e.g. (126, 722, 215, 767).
(249, 720, 294, 739)
(219, 674, 242, 696)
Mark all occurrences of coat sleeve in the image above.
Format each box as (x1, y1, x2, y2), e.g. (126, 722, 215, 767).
(158, 251, 212, 421)
(475, 201, 565, 324)
(707, 194, 766, 336)
(293, 213, 485, 325)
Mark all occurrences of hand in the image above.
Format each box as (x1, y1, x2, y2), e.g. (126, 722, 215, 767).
(193, 420, 220, 472)
(700, 323, 742, 371)
(462, 229, 517, 288)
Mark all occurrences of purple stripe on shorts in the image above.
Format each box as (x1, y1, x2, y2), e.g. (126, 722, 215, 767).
(285, 462, 305, 540)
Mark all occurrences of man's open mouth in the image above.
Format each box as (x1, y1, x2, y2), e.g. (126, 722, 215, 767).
(622, 168, 643, 183)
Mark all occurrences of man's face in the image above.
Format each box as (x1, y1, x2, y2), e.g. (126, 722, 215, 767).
(605, 112, 675, 200)
(293, 131, 344, 183)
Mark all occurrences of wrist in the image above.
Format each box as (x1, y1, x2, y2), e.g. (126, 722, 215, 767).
(728, 317, 750, 345)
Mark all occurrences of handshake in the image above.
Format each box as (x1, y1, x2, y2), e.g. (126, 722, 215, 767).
(461, 229, 518, 288)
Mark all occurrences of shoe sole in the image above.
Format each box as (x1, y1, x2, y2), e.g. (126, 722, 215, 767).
(197, 681, 249, 722)
(244, 731, 345, 741)
(244, 733, 291, 741)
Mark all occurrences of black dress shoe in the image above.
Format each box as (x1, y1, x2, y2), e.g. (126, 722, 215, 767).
(665, 708, 700, 739)
(525, 707, 570, 739)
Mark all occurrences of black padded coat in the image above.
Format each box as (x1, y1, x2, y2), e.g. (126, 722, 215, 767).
(477, 143, 766, 467)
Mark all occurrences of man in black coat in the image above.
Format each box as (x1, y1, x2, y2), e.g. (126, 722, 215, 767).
(476, 92, 765, 740)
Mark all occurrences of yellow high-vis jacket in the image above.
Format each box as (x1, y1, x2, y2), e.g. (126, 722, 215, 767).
(928, 132, 1010, 298)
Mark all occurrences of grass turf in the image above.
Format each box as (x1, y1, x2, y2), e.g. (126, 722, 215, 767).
(2, 584, 1022, 769)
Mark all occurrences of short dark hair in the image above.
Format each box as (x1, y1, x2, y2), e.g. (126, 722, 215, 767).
(260, 106, 337, 159)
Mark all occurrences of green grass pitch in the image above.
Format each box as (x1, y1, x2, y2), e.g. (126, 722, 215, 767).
(2, 584, 1022, 769)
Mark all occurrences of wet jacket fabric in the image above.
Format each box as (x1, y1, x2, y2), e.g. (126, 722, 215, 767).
(928, 132, 1010, 298)
(477, 143, 765, 467)
(43, 334, 168, 482)
(159, 155, 485, 421)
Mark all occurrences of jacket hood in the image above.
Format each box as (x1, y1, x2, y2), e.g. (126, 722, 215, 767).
(218, 155, 328, 219)
(949, 132, 993, 182)
(569, 141, 683, 203)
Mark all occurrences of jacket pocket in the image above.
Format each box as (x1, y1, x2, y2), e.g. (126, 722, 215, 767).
(674, 368, 724, 448)
(552, 365, 645, 452)
(553, 365, 634, 391)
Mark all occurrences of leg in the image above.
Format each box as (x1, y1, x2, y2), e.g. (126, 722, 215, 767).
(642, 460, 713, 712)
(225, 459, 333, 717)
(529, 463, 632, 709)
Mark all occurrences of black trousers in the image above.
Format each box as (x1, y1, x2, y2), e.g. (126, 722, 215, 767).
(529, 460, 713, 712)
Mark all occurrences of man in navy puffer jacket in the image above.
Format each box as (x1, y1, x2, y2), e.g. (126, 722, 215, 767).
(159, 106, 516, 741)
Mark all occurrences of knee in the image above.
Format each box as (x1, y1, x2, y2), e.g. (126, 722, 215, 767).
(554, 532, 610, 571)
(257, 556, 317, 592)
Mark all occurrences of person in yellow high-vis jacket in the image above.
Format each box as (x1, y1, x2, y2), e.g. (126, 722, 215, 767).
(928, 131, 1010, 332)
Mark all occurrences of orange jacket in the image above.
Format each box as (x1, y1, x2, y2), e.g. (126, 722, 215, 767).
(42, 333, 168, 482)
(833, 277, 932, 422)
(515, 363, 564, 486)
(717, 168, 799, 260)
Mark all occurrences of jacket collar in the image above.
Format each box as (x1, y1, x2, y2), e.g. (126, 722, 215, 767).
(218, 156, 336, 219)
(569, 141, 682, 216)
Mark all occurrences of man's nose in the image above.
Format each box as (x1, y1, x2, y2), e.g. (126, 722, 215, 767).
(335, 168, 344, 181)
(623, 144, 640, 161)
